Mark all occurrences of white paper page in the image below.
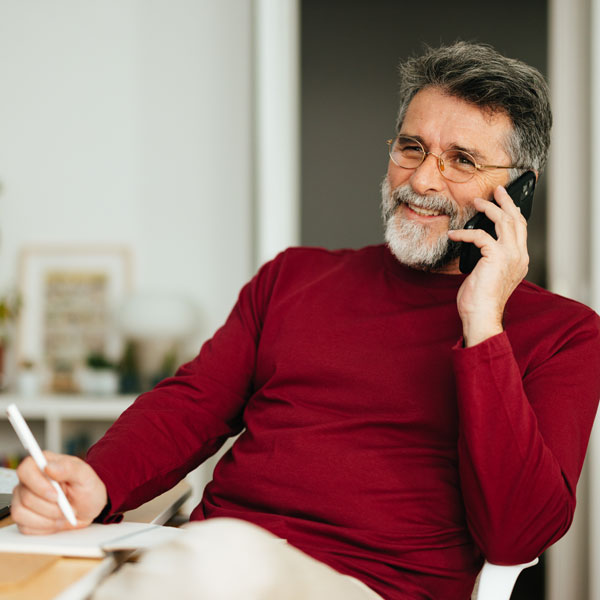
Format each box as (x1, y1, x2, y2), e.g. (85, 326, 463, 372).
(0, 468, 18, 494)
(101, 524, 182, 552)
(0, 522, 182, 558)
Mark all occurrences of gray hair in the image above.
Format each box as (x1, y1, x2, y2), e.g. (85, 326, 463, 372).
(395, 42, 552, 174)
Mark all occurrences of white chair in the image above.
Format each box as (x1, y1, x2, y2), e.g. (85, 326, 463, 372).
(472, 558, 539, 600)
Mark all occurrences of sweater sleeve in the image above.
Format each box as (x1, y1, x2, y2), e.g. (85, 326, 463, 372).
(452, 313, 600, 564)
(86, 254, 283, 516)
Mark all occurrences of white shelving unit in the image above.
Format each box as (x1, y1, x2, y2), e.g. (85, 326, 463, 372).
(0, 394, 136, 456)
(0, 394, 213, 514)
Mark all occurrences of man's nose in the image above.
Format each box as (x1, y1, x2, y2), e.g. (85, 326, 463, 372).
(409, 153, 446, 195)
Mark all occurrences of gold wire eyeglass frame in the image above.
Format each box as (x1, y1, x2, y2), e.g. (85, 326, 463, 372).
(386, 135, 527, 183)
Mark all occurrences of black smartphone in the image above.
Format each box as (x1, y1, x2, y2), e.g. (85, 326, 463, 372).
(458, 170, 536, 274)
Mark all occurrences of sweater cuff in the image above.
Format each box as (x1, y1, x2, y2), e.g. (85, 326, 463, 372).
(93, 498, 123, 524)
(452, 330, 511, 358)
(86, 460, 125, 523)
(451, 331, 516, 404)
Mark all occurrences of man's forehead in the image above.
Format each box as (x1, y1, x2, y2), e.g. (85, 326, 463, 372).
(400, 87, 513, 158)
(402, 86, 511, 126)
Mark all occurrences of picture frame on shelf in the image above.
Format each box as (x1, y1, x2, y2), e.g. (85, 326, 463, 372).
(16, 246, 132, 392)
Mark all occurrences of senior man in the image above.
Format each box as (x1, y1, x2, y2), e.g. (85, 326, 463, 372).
(12, 42, 600, 600)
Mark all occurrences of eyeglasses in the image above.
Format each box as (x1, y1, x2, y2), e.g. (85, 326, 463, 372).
(386, 135, 527, 183)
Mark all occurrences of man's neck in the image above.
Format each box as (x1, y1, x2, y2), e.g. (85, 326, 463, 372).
(430, 258, 461, 275)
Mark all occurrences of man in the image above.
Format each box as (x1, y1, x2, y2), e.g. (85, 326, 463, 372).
(11, 42, 600, 600)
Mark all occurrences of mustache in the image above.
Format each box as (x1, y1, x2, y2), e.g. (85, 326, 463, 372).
(390, 185, 459, 220)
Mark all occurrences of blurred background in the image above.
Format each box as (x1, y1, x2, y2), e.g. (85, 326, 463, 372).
(0, 0, 596, 598)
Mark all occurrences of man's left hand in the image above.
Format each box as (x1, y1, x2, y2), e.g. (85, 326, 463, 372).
(447, 184, 529, 347)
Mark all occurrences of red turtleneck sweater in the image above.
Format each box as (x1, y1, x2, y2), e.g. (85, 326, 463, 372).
(87, 245, 600, 599)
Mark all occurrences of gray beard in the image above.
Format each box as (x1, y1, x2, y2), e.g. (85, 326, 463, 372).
(380, 177, 477, 271)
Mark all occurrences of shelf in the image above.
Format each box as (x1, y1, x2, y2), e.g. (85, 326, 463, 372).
(0, 394, 137, 455)
(0, 394, 136, 417)
(0, 393, 207, 514)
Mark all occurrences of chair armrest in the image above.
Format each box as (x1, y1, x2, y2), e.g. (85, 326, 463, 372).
(472, 558, 539, 600)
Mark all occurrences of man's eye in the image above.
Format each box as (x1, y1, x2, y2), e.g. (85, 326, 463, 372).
(447, 151, 476, 168)
(398, 143, 424, 154)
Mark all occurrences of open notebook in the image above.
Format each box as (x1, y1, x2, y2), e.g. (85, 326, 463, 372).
(0, 521, 183, 558)
(0, 468, 18, 520)
(0, 495, 11, 520)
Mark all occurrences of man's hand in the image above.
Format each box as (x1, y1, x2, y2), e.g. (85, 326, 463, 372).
(11, 452, 108, 535)
(448, 184, 529, 347)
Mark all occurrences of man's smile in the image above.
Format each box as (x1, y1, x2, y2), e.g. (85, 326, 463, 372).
(388, 184, 456, 226)
(404, 203, 447, 219)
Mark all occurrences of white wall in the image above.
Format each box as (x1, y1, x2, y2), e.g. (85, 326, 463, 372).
(0, 0, 255, 353)
(0, 0, 301, 511)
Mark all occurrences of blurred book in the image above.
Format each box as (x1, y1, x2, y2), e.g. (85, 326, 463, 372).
(0, 467, 18, 494)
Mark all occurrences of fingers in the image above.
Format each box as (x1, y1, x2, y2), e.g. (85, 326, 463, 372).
(494, 184, 528, 220)
(474, 194, 526, 236)
(449, 192, 528, 273)
(492, 186, 528, 246)
(448, 226, 493, 248)
(14, 453, 86, 505)
(11, 484, 71, 535)
(16, 456, 56, 500)
(12, 453, 98, 534)
(44, 452, 89, 487)
(12, 481, 62, 520)
(468, 186, 528, 225)
(13, 455, 68, 534)
(449, 217, 527, 272)
(450, 192, 527, 248)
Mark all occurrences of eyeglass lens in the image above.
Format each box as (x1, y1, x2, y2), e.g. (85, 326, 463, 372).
(389, 136, 477, 183)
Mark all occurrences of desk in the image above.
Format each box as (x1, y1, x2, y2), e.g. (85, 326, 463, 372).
(0, 481, 191, 600)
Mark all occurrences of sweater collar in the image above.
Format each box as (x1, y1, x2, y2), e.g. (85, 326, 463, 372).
(381, 244, 467, 289)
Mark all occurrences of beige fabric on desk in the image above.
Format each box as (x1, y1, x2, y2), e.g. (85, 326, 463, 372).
(92, 517, 383, 600)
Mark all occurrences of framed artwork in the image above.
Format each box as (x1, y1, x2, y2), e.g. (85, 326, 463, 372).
(16, 246, 132, 373)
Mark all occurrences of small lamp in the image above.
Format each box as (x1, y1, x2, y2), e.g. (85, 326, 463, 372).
(116, 292, 201, 389)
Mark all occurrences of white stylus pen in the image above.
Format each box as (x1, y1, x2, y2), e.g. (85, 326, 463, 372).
(6, 403, 77, 526)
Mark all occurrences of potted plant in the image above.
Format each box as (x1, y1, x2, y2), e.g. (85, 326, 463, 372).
(0, 292, 21, 389)
(76, 352, 119, 395)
